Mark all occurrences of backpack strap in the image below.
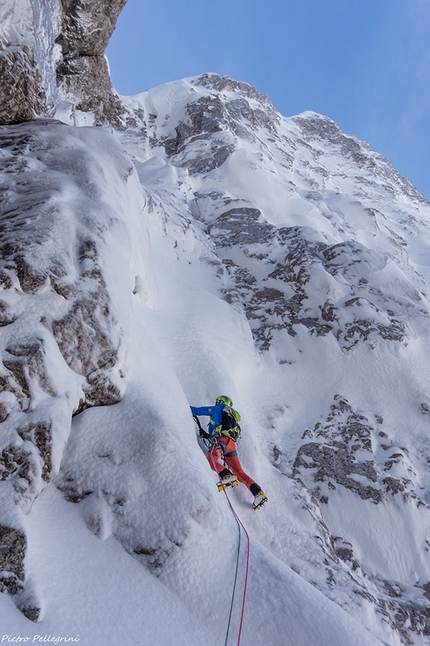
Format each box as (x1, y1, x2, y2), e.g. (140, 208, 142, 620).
(221, 426, 241, 442)
(212, 423, 223, 437)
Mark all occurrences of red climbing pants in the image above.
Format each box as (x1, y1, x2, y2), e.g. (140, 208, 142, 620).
(207, 436, 257, 491)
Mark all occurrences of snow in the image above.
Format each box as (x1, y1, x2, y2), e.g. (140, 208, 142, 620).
(0, 485, 388, 646)
(0, 485, 218, 646)
(2, 73, 430, 645)
(323, 487, 430, 582)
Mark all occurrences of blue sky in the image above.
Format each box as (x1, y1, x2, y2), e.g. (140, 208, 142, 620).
(106, 0, 430, 200)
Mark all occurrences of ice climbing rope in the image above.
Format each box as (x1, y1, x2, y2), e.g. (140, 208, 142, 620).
(219, 475, 251, 646)
(208, 448, 251, 646)
(193, 415, 251, 645)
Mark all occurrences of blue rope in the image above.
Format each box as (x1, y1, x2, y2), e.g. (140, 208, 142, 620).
(222, 484, 242, 646)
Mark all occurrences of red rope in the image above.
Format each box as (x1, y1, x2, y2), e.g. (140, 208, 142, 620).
(208, 446, 251, 646)
(222, 486, 251, 646)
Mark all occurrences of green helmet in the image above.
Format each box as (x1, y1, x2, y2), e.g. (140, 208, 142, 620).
(216, 395, 233, 407)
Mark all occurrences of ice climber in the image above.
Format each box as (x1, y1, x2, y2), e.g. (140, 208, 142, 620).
(191, 395, 268, 509)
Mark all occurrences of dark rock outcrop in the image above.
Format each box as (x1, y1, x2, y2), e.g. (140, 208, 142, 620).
(56, 0, 127, 126)
(0, 0, 61, 124)
(292, 395, 417, 505)
(203, 206, 413, 352)
(0, 525, 26, 596)
(0, 0, 127, 126)
(0, 46, 51, 124)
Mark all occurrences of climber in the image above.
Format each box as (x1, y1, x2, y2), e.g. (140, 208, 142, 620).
(191, 395, 267, 509)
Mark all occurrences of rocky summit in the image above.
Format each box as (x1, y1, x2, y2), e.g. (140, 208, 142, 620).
(1, 4, 430, 646)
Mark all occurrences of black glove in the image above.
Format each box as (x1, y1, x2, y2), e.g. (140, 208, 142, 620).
(199, 429, 210, 439)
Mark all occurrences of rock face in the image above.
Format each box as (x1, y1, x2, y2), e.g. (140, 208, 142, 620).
(0, 118, 142, 617)
(0, 524, 26, 596)
(0, 0, 126, 126)
(288, 394, 430, 642)
(0, 0, 62, 124)
(208, 209, 411, 352)
(55, 0, 127, 126)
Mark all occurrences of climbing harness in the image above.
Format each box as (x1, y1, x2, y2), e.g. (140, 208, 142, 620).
(193, 415, 251, 645)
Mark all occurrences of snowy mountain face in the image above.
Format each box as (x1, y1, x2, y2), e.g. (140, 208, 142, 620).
(2, 7, 430, 646)
(115, 76, 430, 644)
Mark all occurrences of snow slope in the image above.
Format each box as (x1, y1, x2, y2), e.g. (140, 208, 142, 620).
(2, 73, 430, 645)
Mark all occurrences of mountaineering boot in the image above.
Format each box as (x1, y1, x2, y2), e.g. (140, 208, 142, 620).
(252, 490, 268, 509)
(250, 484, 268, 509)
(217, 468, 238, 490)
